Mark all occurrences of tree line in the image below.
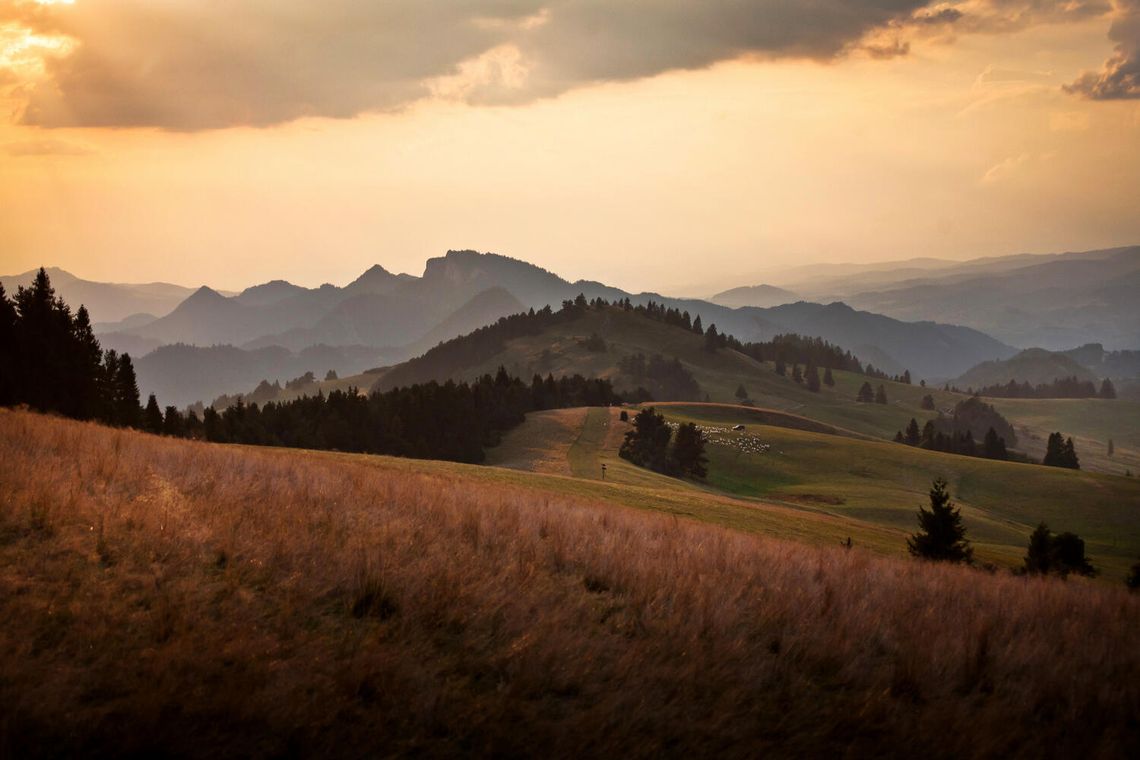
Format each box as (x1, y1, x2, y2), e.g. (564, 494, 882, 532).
(972, 376, 1116, 400)
(1, 269, 623, 464)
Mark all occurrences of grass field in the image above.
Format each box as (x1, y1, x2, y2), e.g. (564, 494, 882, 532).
(489, 403, 1140, 580)
(2, 409, 1138, 756)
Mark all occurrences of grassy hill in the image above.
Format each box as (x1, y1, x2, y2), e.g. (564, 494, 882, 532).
(227, 303, 1139, 476)
(487, 404, 1140, 580)
(2, 409, 1138, 756)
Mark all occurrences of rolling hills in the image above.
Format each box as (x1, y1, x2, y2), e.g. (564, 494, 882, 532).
(3, 407, 1137, 756)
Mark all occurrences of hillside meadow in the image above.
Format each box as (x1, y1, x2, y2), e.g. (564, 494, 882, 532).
(489, 404, 1140, 579)
(1, 409, 1138, 757)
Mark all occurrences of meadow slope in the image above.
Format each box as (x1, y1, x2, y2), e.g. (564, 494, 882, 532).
(1, 409, 1138, 757)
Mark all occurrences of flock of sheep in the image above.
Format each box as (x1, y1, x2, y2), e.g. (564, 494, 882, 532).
(666, 422, 773, 455)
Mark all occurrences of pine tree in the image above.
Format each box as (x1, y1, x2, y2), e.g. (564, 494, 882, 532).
(904, 418, 921, 445)
(875, 384, 887, 404)
(1062, 437, 1080, 469)
(792, 364, 803, 384)
(692, 315, 703, 335)
(1099, 378, 1116, 399)
(1024, 523, 1054, 574)
(775, 358, 786, 376)
(901, 370, 911, 385)
(806, 363, 821, 392)
(907, 477, 972, 563)
(823, 367, 835, 387)
(144, 394, 164, 433)
(704, 324, 720, 352)
(983, 427, 1008, 460)
(921, 394, 935, 410)
(670, 422, 708, 479)
(114, 353, 141, 427)
(619, 407, 672, 473)
(856, 381, 874, 402)
(735, 384, 748, 401)
(1043, 432, 1065, 467)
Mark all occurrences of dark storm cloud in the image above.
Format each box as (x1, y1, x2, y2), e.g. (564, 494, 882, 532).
(1065, 0, 1140, 99)
(0, 0, 1123, 129)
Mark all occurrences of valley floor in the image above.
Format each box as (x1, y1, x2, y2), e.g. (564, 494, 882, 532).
(1, 409, 1138, 757)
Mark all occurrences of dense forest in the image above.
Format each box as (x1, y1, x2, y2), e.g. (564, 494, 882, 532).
(0, 270, 618, 464)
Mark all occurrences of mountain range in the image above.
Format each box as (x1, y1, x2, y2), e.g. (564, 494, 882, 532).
(16, 246, 1137, 407)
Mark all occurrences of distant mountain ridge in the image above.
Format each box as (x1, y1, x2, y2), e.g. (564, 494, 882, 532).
(0, 267, 213, 323)
(710, 284, 798, 308)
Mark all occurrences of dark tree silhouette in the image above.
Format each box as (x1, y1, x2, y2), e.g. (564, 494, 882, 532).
(904, 418, 921, 446)
(856, 381, 874, 402)
(144, 394, 164, 433)
(875, 385, 887, 404)
(982, 427, 1008, 460)
(775, 358, 786, 376)
(907, 478, 972, 563)
(691, 315, 703, 335)
(806, 363, 820, 392)
(823, 367, 835, 387)
(670, 422, 708, 480)
(921, 394, 935, 410)
(619, 407, 673, 473)
(792, 364, 803, 384)
(703, 324, 720, 352)
(735, 384, 748, 400)
(1025, 523, 1095, 577)
(1100, 378, 1116, 399)
(1043, 432, 1080, 469)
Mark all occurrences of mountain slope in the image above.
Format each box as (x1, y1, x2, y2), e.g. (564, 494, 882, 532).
(842, 246, 1140, 350)
(710, 284, 799, 308)
(0, 267, 201, 323)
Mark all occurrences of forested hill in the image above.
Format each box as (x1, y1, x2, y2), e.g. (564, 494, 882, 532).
(374, 296, 885, 396)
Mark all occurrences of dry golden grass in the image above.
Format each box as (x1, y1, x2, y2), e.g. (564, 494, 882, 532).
(1, 409, 1138, 758)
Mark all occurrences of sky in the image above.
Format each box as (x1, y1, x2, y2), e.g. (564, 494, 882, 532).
(1, 0, 1139, 295)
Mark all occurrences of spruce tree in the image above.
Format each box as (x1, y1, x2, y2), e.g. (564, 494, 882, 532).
(670, 422, 708, 479)
(735, 384, 748, 401)
(907, 477, 972, 563)
(806, 363, 821, 392)
(775, 358, 786, 376)
(1099, 378, 1116, 399)
(823, 367, 835, 387)
(875, 384, 887, 404)
(792, 364, 803, 384)
(144, 394, 164, 433)
(856, 381, 874, 402)
(692, 315, 703, 335)
(1024, 523, 1054, 574)
(704, 324, 720, 352)
(983, 427, 1007, 460)
(921, 394, 935, 410)
(904, 418, 921, 445)
(114, 353, 141, 427)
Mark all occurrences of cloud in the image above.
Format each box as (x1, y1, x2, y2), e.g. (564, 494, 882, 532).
(1065, 0, 1140, 99)
(3, 136, 92, 155)
(0, 0, 1122, 130)
(981, 152, 1031, 183)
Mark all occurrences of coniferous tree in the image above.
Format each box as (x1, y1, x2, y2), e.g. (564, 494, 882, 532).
(901, 370, 911, 385)
(792, 364, 803, 384)
(1099, 378, 1116, 399)
(113, 353, 141, 427)
(670, 422, 708, 479)
(823, 367, 835, 387)
(875, 384, 888, 404)
(982, 427, 1008, 460)
(806, 363, 820, 392)
(1127, 560, 1140, 591)
(1024, 523, 1055, 575)
(921, 394, 936, 410)
(735, 383, 748, 400)
(703, 323, 720, 351)
(163, 406, 184, 437)
(904, 418, 921, 445)
(691, 315, 703, 335)
(1108, 438, 1115, 457)
(775, 358, 786, 376)
(856, 381, 874, 402)
(0, 283, 17, 406)
(907, 477, 972, 563)
(619, 407, 672, 473)
(144, 394, 164, 433)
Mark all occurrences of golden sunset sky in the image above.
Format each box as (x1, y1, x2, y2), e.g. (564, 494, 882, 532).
(1, 0, 1138, 294)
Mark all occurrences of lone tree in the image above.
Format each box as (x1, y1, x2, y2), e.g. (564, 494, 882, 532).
(792, 364, 803, 384)
(670, 422, 708, 480)
(774, 358, 786, 376)
(856, 381, 874, 402)
(904, 418, 921, 445)
(691, 315, 703, 335)
(143, 393, 163, 434)
(704, 324, 721, 352)
(1100, 378, 1116, 399)
(1024, 523, 1095, 577)
(907, 477, 973, 563)
(735, 383, 748, 401)
(823, 367, 835, 387)
(875, 384, 888, 404)
(921, 394, 936, 410)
